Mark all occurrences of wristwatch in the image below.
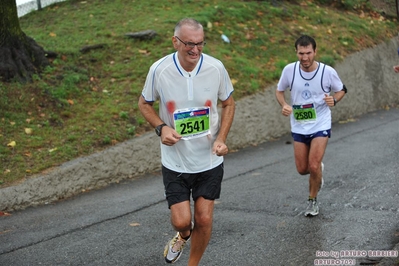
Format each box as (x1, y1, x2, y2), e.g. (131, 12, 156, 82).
(155, 123, 167, 136)
(333, 98, 338, 106)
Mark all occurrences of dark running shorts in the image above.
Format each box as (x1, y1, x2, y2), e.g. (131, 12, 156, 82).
(291, 129, 331, 146)
(162, 163, 224, 208)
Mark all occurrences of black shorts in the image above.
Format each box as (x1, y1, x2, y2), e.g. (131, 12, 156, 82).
(162, 163, 224, 208)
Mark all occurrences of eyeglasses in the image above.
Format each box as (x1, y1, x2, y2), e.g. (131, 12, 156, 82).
(174, 36, 206, 49)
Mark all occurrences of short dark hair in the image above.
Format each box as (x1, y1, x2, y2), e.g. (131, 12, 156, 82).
(295, 35, 316, 51)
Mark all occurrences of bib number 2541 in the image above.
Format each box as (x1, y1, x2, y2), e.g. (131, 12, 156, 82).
(173, 107, 210, 139)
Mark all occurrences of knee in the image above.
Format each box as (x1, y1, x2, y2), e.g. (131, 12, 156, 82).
(297, 169, 308, 175)
(296, 165, 309, 175)
(172, 219, 192, 232)
(171, 210, 192, 232)
(308, 162, 321, 174)
(194, 212, 213, 228)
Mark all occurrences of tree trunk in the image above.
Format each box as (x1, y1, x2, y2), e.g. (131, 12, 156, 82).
(0, 0, 50, 82)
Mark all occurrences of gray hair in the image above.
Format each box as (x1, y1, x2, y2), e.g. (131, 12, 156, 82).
(174, 18, 203, 36)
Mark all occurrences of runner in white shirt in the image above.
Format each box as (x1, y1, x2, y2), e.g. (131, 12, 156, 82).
(138, 18, 235, 265)
(141, 51, 233, 173)
(276, 35, 347, 217)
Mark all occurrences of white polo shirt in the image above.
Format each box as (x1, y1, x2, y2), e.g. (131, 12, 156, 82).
(142, 52, 234, 173)
(277, 61, 343, 135)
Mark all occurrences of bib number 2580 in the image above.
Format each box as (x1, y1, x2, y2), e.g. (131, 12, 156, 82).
(293, 103, 316, 123)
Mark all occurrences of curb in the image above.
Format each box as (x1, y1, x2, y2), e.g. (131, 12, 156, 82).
(1, 38, 399, 212)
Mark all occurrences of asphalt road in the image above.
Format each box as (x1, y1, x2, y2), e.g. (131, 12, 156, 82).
(1, 108, 398, 266)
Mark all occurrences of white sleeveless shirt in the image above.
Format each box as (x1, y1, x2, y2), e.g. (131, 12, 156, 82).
(277, 61, 343, 134)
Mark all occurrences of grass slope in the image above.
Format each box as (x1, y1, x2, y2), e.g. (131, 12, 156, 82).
(0, 0, 398, 187)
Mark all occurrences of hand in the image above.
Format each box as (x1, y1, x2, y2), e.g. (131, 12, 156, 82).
(281, 104, 292, 116)
(212, 140, 228, 156)
(324, 94, 335, 107)
(393, 65, 399, 73)
(160, 126, 181, 146)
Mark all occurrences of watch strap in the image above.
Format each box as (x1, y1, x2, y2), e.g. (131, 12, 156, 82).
(155, 123, 167, 136)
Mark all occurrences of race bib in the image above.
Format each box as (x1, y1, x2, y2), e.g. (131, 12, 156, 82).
(293, 103, 317, 123)
(173, 107, 210, 140)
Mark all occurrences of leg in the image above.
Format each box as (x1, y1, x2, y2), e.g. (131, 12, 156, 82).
(188, 197, 215, 266)
(308, 136, 328, 198)
(163, 166, 194, 263)
(170, 200, 193, 239)
(293, 141, 310, 175)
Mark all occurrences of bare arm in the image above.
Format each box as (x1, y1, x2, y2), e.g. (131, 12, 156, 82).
(213, 95, 235, 156)
(138, 95, 181, 145)
(275, 90, 292, 116)
(323, 90, 346, 107)
(138, 95, 163, 127)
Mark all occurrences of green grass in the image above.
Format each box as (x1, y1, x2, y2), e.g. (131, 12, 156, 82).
(0, 0, 398, 187)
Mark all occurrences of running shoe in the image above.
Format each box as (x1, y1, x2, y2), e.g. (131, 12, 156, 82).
(164, 223, 193, 264)
(304, 199, 319, 217)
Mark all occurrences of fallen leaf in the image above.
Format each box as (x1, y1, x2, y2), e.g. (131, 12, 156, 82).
(67, 99, 74, 105)
(49, 32, 57, 37)
(338, 118, 357, 124)
(7, 141, 16, 147)
(49, 148, 58, 153)
(138, 49, 151, 55)
(0, 212, 11, 217)
(25, 128, 33, 135)
(129, 222, 140, 227)
(277, 220, 286, 229)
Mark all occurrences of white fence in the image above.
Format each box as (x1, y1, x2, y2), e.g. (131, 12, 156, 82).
(17, 0, 66, 17)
